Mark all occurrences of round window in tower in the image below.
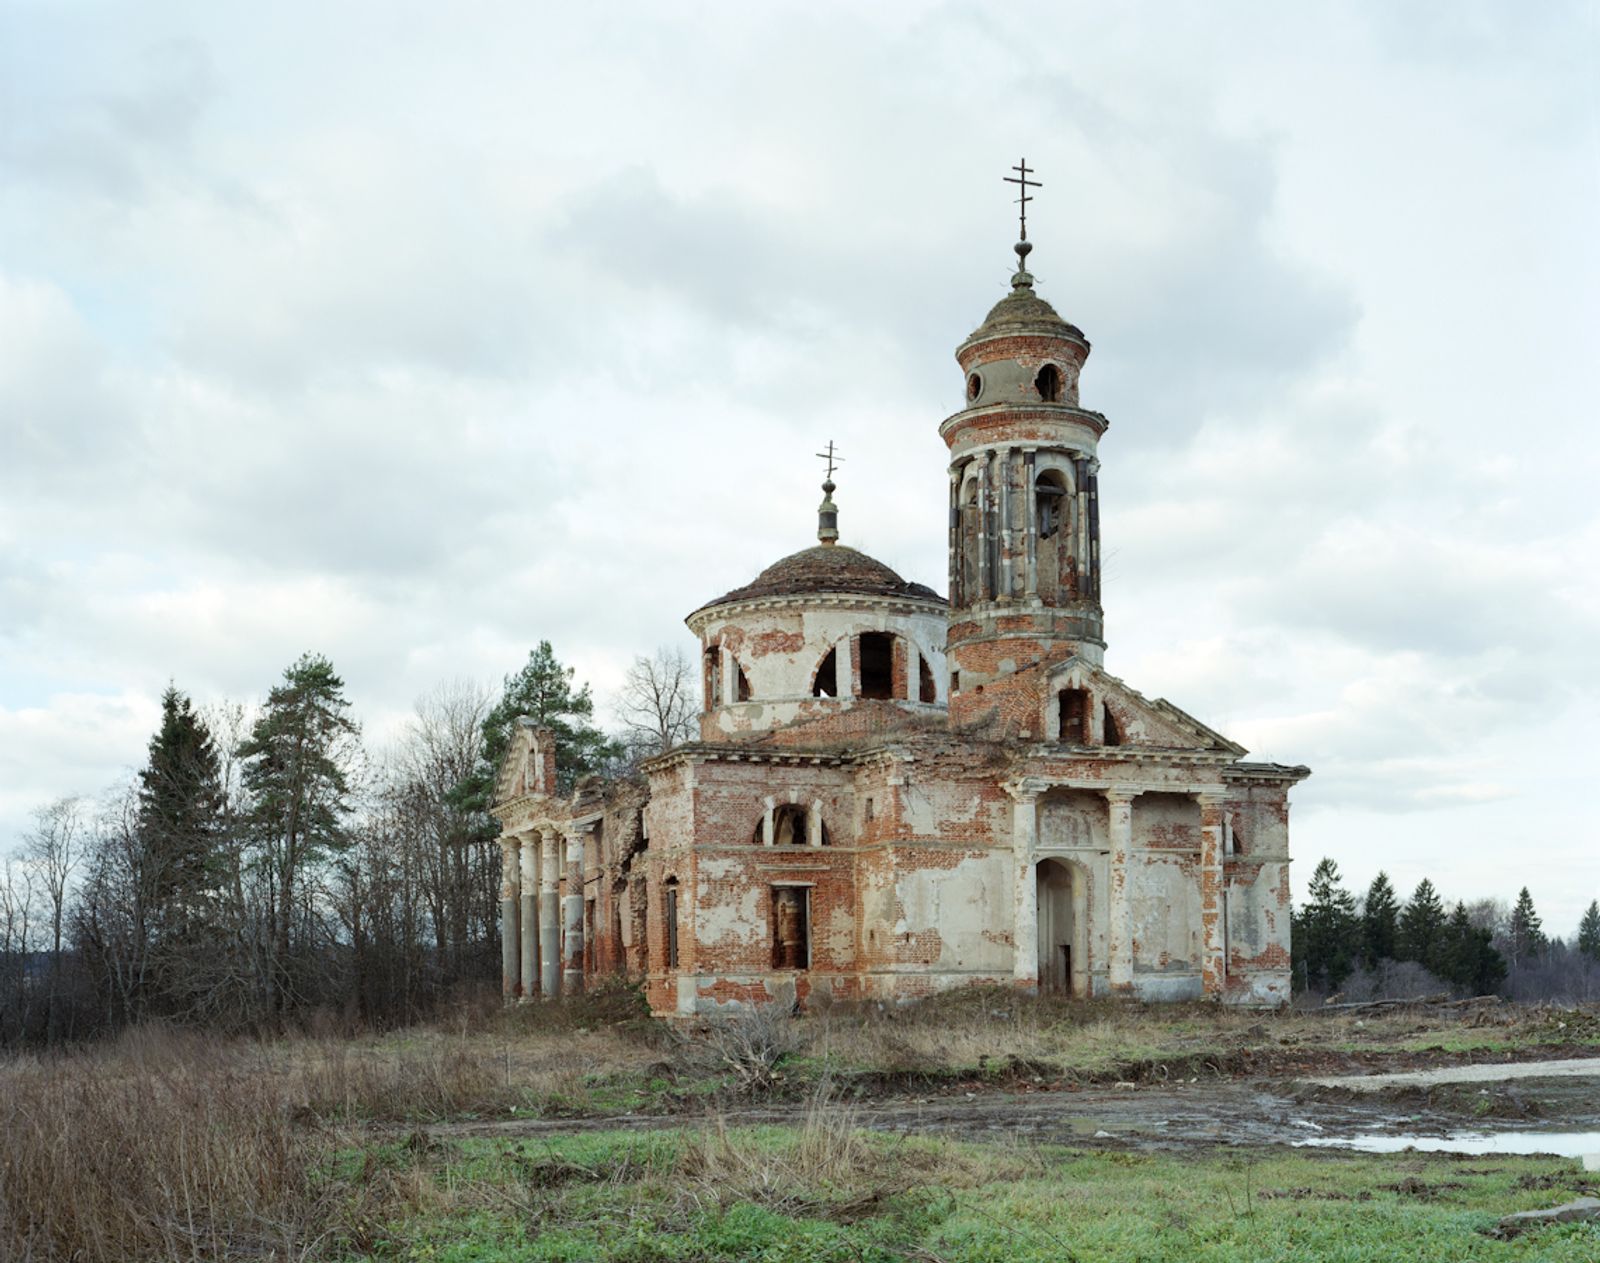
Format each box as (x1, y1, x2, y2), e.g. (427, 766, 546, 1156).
(966, 372, 983, 403)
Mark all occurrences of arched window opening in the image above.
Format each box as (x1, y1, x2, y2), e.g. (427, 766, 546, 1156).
(1036, 363, 1061, 402)
(1102, 703, 1121, 747)
(663, 878, 680, 969)
(773, 804, 807, 846)
(859, 632, 894, 699)
(1035, 469, 1071, 605)
(703, 646, 722, 711)
(1059, 687, 1091, 744)
(736, 663, 752, 701)
(919, 655, 937, 703)
(959, 478, 980, 604)
(1035, 471, 1067, 539)
(812, 648, 838, 698)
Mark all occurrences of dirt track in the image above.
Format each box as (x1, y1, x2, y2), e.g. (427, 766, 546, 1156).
(420, 1058, 1600, 1154)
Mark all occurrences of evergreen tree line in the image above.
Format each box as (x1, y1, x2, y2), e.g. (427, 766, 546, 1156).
(0, 641, 698, 1048)
(1294, 858, 1600, 1003)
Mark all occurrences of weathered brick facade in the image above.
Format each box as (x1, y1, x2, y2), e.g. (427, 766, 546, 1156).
(491, 238, 1308, 1014)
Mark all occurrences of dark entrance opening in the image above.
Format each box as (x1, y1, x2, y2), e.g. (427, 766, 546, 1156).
(859, 632, 894, 699)
(1059, 687, 1091, 744)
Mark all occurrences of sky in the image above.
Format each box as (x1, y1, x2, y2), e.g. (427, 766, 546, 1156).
(2, 2, 1597, 932)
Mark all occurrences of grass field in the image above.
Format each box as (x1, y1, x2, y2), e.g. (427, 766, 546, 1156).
(3, 990, 1598, 1260)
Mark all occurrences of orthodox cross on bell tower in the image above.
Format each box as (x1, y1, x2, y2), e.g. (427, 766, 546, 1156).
(1003, 158, 1042, 268)
(815, 441, 843, 545)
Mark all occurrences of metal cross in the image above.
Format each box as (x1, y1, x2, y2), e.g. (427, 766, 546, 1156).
(1003, 158, 1042, 241)
(815, 441, 844, 481)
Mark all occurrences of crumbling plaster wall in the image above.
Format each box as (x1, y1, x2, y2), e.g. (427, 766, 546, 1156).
(697, 601, 948, 740)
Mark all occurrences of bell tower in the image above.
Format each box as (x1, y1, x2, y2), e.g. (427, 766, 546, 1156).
(944, 161, 1108, 731)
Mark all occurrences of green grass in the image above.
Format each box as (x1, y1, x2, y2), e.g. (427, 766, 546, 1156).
(321, 1122, 1600, 1262)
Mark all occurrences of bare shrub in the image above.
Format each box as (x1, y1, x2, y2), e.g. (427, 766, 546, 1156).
(683, 1007, 799, 1093)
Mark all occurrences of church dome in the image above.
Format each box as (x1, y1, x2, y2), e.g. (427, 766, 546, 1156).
(960, 267, 1086, 351)
(699, 544, 944, 612)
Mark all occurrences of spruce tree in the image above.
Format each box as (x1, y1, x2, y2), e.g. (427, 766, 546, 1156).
(1437, 901, 1506, 995)
(1579, 900, 1600, 964)
(1506, 887, 1546, 966)
(1300, 858, 1359, 992)
(239, 653, 360, 1011)
(138, 687, 226, 938)
(1361, 871, 1400, 968)
(1397, 878, 1447, 971)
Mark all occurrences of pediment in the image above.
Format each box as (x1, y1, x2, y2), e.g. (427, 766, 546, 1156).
(1042, 656, 1246, 756)
(493, 720, 557, 808)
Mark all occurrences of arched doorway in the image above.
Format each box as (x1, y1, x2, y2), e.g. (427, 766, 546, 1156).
(1037, 858, 1087, 997)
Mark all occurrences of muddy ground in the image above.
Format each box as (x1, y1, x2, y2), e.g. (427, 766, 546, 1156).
(423, 1057, 1600, 1155)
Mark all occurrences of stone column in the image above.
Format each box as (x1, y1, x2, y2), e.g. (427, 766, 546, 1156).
(563, 830, 586, 995)
(1197, 792, 1227, 997)
(1072, 456, 1089, 599)
(1010, 787, 1040, 988)
(499, 836, 520, 999)
(998, 447, 1013, 600)
(1106, 790, 1136, 993)
(976, 454, 991, 601)
(1023, 449, 1038, 597)
(841, 634, 856, 699)
(519, 830, 539, 999)
(539, 827, 560, 998)
(1087, 458, 1102, 600)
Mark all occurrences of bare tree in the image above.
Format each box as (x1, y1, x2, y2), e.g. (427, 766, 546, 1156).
(25, 797, 84, 1038)
(615, 647, 698, 758)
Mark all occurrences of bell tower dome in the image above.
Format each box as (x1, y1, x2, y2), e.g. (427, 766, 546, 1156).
(943, 174, 1109, 732)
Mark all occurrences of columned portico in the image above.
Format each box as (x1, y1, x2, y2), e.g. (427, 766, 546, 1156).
(1105, 789, 1136, 992)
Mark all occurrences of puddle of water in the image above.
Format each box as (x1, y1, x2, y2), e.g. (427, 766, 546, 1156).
(1298, 1131, 1600, 1158)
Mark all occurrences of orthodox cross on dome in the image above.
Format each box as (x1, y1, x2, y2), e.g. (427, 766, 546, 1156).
(1003, 158, 1042, 270)
(815, 441, 843, 545)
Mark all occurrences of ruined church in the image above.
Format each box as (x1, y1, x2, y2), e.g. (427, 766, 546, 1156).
(492, 203, 1309, 1014)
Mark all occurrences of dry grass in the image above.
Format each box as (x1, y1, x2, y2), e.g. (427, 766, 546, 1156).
(0, 1010, 663, 1262)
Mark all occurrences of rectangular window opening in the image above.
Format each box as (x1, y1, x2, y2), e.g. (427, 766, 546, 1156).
(771, 886, 811, 970)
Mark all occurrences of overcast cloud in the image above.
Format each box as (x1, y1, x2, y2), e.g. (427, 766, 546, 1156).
(2, 2, 1596, 930)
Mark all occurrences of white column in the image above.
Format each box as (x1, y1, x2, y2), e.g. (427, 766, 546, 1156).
(499, 837, 520, 1000)
(563, 829, 585, 995)
(1197, 792, 1227, 998)
(519, 831, 539, 1000)
(1010, 788, 1040, 988)
(539, 827, 560, 998)
(840, 635, 856, 699)
(1106, 790, 1136, 992)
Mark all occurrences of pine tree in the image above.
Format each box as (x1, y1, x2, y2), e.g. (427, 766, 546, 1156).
(457, 642, 623, 825)
(1397, 878, 1447, 970)
(239, 653, 360, 1011)
(1361, 871, 1400, 968)
(1300, 858, 1360, 993)
(1506, 887, 1546, 966)
(1579, 900, 1600, 964)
